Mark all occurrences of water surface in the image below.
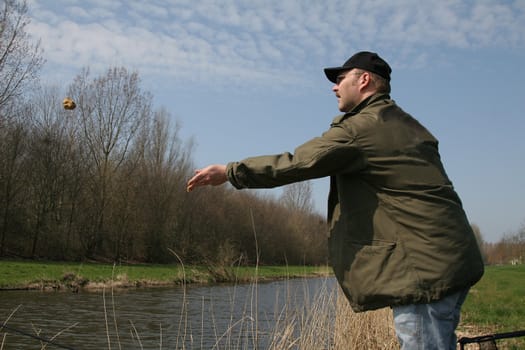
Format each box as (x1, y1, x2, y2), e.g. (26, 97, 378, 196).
(0, 277, 337, 349)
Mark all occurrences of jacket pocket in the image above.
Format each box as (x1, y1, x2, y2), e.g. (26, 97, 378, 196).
(329, 237, 414, 310)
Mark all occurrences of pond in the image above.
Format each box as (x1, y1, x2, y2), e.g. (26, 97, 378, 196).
(0, 277, 338, 349)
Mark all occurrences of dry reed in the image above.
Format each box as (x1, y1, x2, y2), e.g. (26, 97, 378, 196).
(332, 290, 399, 350)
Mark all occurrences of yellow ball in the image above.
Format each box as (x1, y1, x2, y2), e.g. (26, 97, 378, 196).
(63, 97, 76, 110)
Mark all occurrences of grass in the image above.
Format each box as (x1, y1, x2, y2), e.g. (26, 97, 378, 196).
(0, 259, 332, 290)
(459, 264, 525, 349)
(333, 297, 398, 349)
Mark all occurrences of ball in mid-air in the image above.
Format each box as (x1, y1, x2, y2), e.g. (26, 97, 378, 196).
(62, 97, 76, 110)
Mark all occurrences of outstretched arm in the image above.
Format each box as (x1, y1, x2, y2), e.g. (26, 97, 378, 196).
(186, 164, 228, 192)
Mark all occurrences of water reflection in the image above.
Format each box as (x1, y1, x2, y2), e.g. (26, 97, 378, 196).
(0, 277, 337, 349)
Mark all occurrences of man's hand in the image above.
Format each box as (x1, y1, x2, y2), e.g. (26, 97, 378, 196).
(186, 164, 227, 192)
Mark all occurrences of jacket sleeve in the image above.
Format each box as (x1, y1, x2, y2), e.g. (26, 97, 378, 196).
(226, 122, 366, 189)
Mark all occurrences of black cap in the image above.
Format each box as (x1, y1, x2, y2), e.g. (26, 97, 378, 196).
(324, 51, 391, 83)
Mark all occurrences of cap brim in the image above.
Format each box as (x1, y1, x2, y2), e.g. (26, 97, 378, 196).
(324, 66, 347, 83)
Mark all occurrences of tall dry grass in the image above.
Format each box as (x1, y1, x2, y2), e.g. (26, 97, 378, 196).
(209, 276, 399, 350)
(332, 291, 399, 350)
(267, 280, 399, 350)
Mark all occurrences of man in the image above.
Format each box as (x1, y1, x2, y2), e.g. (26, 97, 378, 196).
(186, 51, 484, 349)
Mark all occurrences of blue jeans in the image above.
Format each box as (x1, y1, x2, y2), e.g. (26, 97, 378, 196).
(392, 288, 469, 350)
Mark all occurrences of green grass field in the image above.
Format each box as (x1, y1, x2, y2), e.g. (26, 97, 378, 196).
(460, 264, 525, 349)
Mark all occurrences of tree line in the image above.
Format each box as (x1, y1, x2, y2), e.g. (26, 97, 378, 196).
(481, 226, 525, 265)
(0, 0, 328, 266)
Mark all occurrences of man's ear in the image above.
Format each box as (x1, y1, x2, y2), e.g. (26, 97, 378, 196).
(359, 72, 372, 90)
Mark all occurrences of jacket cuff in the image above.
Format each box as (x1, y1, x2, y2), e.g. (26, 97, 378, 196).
(226, 162, 246, 189)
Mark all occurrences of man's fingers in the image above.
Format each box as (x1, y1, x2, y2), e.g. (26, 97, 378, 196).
(186, 175, 197, 192)
(186, 170, 207, 192)
(186, 165, 227, 192)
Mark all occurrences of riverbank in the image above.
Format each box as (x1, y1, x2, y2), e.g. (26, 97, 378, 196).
(0, 260, 332, 291)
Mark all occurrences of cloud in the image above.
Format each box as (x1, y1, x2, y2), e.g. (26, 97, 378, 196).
(26, 0, 525, 89)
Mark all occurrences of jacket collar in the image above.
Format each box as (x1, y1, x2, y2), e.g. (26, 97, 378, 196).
(331, 93, 390, 124)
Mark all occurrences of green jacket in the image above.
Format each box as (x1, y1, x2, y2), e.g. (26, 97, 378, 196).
(226, 93, 484, 311)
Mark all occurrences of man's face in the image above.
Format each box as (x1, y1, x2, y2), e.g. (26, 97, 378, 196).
(332, 69, 363, 112)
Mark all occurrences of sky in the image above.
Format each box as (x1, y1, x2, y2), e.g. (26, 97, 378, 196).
(25, 0, 525, 243)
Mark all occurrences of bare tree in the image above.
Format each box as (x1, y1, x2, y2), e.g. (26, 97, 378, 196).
(0, 120, 28, 255)
(136, 108, 194, 261)
(0, 0, 44, 117)
(68, 67, 151, 257)
(22, 85, 81, 258)
(280, 181, 314, 214)
(0, 0, 43, 256)
(278, 181, 327, 264)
